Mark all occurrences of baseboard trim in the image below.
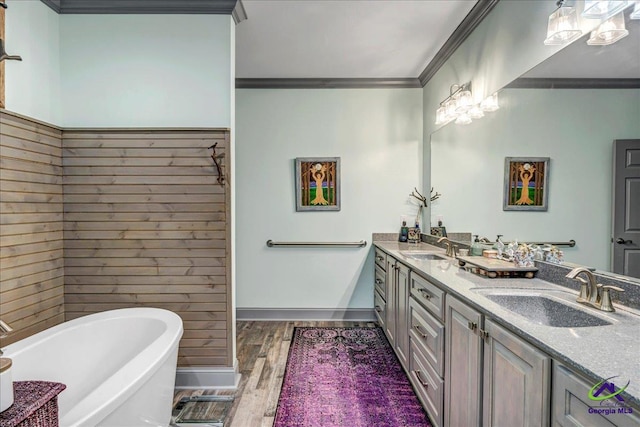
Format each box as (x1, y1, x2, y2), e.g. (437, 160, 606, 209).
(175, 360, 240, 390)
(236, 308, 376, 321)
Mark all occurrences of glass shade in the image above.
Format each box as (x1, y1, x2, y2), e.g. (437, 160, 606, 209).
(480, 93, 500, 112)
(444, 99, 458, 120)
(544, 6, 583, 45)
(468, 104, 485, 119)
(587, 12, 629, 45)
(630, 1, 640, 19)
(455, 113, 472, 125)
(455, 90, 473, 113)
(582, 1, 629, 20)
(435, 106, 447, 125)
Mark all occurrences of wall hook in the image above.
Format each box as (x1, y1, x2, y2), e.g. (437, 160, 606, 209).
(0, 39, 22, 62)
(208, 143, 225, 186)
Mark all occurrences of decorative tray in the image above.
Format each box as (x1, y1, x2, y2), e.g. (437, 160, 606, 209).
(456, 256, 537, 279)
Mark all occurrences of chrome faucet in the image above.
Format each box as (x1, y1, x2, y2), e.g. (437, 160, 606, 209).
(0, 319, 14, 356)
(565, 267, 624, 312)
(437, 237, 457, 258)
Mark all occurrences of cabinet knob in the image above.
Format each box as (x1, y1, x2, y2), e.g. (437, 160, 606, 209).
(468, 321, 477, 331)
(375, 279, 383, 285)
(419, 288, 432, 300)
(376, 256, 384, 261)
(479, 329, 490, 340)
(375, 305, 383, 313)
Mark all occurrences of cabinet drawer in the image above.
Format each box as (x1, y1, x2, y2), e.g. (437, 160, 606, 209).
(410, 340, 444, 427)
(409, 297, 444, 377)
(374, 248, 386, 270)
(410, 272, 445, 321)
(374, 264, 386, 300)
(374, 290, 386, 327)
(553, 363, 640, 427)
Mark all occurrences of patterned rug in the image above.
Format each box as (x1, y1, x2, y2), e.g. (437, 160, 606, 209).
(273, 327, 432, 427)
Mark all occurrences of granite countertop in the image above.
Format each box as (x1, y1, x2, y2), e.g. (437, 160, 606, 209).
(374, 241, 640, 407)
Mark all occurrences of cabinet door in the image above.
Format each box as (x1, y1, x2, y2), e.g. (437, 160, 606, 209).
(384, 257, 396, 347)
(553, 363, 640, 427)
(395, 262, 410, 369)
(445, 296, 482, 427)
(483, 319, 550, 427)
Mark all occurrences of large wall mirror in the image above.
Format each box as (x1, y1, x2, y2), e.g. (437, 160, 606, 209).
(430, 8, 639, 279)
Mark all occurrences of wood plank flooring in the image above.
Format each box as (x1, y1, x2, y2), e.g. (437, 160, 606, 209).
(173, 320, 377, 427)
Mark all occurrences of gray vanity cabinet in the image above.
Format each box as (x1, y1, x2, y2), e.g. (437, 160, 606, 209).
(445, 295, 483, 427)
(384, 255, 410, 369)
(553, 363, 640, 427)
(446, 296, 551, 427)
(483, 319, 550, 427)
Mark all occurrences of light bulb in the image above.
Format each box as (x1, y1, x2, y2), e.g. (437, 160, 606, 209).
(455, 90, 473, 113)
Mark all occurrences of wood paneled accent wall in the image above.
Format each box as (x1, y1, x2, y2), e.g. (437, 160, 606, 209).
(62, 129, 232, 367)
(0, 111, 65, 345)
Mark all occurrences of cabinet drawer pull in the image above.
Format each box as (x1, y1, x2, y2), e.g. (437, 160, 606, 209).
(375, 279, 383, 285)
(413, 324, 428, 339)
(479, 329, 489, 340)
(419, 288, 432, 300)
(375, 305, 383, 313)
(376, 256, 384, 261)
(413, 370, 429, 388)
(468, 321, 477, 331)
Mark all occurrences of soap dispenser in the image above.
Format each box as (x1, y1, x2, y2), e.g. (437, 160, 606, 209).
(471, 235, 483, 256)
(399, 221, 409, 242)
(493, 235, 505, 258)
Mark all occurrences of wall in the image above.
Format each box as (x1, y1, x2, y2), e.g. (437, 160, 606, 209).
(59, 14, 233, 128)
(236, 89, 422, 312)
(422, 0, 604, 222)
(431, 89, 640, 270)
(0, 111, 64, 345)
(62, 129, 233, 367)
(4, 0, 61, 124)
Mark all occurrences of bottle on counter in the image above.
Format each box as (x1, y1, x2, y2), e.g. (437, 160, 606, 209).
(471, 235, 484, 256)
(493, 234, 505, 258)
(399, 221, 409, 242)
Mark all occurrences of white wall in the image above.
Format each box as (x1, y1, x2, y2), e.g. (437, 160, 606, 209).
(430, 89, 640, 270)
(59, 14, 233, 127)
(5, 0, 61, 125)
(236, 89, 422, 310)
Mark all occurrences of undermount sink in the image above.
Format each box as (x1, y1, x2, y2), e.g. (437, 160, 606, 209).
(399, 252, 446, 261)
(473, 290, 612, 328)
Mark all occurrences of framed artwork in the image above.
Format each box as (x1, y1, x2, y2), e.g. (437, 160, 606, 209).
(503, 157, 549, 211)
(295, 157, 340, 211)
(407, 227, 421, 243)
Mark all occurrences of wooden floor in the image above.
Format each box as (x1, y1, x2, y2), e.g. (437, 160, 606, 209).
(173, 320, 377, 427)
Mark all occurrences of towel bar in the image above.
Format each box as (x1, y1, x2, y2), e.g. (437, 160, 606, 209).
(266, 240, 367, 248)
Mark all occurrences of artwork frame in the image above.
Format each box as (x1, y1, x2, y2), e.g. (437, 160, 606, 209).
(295, 157, 341, 211)
(430, 226, 447, 237)
(503, 157, 550, 211)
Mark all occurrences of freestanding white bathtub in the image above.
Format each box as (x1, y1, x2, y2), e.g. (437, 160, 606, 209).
(3, 307, 183, 427)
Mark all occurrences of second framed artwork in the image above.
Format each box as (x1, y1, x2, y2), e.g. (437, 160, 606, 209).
(295, 157, 341, 211)
(503, 157, 549, 211)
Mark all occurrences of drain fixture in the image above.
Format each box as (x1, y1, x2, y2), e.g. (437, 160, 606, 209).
(172, 395, 234, 426)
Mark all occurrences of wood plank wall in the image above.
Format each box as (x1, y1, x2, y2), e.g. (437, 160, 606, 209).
(0, 111, 65, 345)
(62, 129, 232, 367)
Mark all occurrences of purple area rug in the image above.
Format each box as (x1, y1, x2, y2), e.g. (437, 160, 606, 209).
(273, 327, 432, 427)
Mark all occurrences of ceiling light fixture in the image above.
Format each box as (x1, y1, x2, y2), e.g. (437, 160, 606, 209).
(435, 83, 499, 126)
(582, 0, 629, 20)
(544, 0, 583, 45)
(587, 11, 630, 45)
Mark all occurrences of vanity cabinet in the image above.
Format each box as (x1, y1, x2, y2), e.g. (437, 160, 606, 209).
(445, 295, 551, 427)
(384, 255, 410, 369)
(552, 363, 640, 427)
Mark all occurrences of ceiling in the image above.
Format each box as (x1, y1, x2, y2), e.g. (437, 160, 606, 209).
(235, 1, 478, 79)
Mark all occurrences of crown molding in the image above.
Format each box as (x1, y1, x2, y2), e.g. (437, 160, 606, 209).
(40, 0, 237, 14)
(418, 0, 500, 87)
(505, 78, 640, 89)
(232, 0, 247, 24)
(236, 78, 422, 89)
